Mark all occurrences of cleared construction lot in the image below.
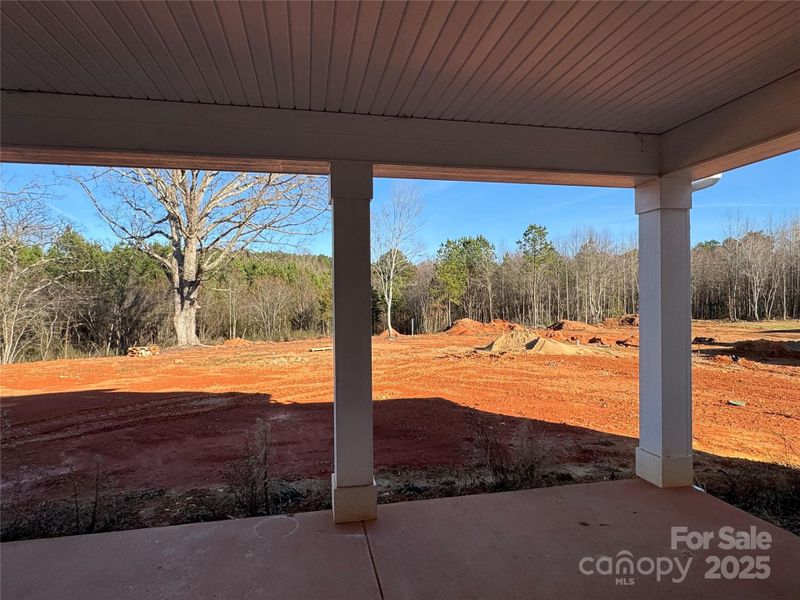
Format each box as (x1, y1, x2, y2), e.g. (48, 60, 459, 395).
(1, 319, 798, 538)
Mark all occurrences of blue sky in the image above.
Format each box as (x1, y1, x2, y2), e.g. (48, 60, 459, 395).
(1, 151, 797, 258)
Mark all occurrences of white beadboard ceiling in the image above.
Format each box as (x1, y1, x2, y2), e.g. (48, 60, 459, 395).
(1, 0, 798, 135)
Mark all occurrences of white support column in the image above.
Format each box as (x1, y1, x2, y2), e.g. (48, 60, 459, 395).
(635, 175, 694, 488)
(329, 160, 377, 523)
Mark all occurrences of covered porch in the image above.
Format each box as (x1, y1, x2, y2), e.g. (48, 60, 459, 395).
(1, 0, 799, 596)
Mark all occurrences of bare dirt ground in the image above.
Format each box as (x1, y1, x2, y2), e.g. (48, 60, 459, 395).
(1, 319, 798, 537)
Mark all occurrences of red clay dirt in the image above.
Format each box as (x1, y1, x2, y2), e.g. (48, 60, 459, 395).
(221, 337, 255, 348)
(377, 327, 403, 338)
(1, 320, 798, 502)
(445, 318, 515, 335)
(547, 319, 599, 332)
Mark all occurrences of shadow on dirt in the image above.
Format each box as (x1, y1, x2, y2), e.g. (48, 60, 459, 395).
(2, 393, 798, 540)
(761, 329, 800, 334)
(693, 339, 800, 367)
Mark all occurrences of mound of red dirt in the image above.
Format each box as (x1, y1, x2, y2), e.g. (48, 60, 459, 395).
(547, 319, 599, 332)
(377, 328, 403, 338)
(711, 354, 758, 369)
(222, 338, 253, 348)
(446, 318, 516, 335)
(545, 328, 639, 348)
(732, 340, 800, 360)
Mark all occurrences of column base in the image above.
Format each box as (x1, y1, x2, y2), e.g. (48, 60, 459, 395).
(331, 474, 377, 523)
(636, 447, 693, 488)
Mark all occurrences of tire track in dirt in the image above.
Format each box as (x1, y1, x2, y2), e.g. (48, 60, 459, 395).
(3, 393, 268, 447)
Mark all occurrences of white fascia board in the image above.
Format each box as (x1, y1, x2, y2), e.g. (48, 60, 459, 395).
(660, 72, 800, 179)
(1, 91, 658, 186)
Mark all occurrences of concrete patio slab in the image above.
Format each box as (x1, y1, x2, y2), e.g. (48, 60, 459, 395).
(2, 480, 798, 599)
(0, 510, 380, 600)
(365, 479, 800, 599)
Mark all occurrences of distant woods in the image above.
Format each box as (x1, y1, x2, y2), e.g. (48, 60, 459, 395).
(392, 217, 800, 335)
(0, 223, 333, 364)
(1, 178, 798, 363)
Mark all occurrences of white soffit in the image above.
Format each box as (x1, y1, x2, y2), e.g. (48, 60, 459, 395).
(2, 0, 799, 135)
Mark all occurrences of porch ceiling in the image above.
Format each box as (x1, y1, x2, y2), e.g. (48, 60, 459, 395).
(2, 0, 798, 136)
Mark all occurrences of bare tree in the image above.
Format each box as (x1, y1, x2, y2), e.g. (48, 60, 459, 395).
(0, 184, 65, 363)
(740, 229, 774, 321)
(76, 169, 326, 346)
(371, 185, 422, 338)
(250, 277, 295, 340)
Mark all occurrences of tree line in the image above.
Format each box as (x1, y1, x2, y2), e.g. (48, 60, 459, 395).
(0, 222, 333, 363)
(0, 194, 334, 363)
(383, 218, 799, 335)
(1, 176, 798, 363)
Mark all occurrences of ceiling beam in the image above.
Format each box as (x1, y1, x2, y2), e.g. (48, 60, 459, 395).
(660, 72, 800, 179)
(1, 91, 658, 187)
(0, 146, 331, 178)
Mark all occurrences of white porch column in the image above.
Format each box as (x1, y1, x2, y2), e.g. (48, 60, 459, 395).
(329, 160, 377, 523)
(635, 175, 694, 488)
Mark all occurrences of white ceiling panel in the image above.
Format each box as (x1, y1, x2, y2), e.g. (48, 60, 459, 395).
(1, 0, 798, 134)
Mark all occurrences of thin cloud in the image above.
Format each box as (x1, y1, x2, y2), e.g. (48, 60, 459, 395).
(694, 203, 777, 209)
(530, 188, 619, 216)
(46, 202, 79, 221)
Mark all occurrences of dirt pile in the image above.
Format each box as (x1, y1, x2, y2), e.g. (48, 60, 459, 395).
(222, 338, 253, 348)
(483, 327, 538, 352)
(547, 320, 598, 332)
(616, 314, 640, 327)
(732, 340, 800, 360)
(484, 329, 612, 355)
(377, 328, 403, 338)
(446, 318, 515, 335)
(528, 337, 609, 356)
(544, 320, 612, 345)
(545, 330, 638, 348)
